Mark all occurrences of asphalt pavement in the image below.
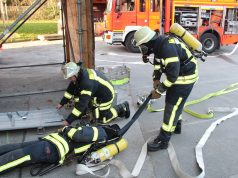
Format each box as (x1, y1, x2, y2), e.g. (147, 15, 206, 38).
(0, 39, 238, 178)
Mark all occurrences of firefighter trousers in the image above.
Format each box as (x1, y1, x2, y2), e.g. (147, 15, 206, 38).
(0, 140, 59, 175)
(159, 83, 194, 142)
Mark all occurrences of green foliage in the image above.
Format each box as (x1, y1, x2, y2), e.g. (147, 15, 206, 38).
(5, 0, 59, 20)
(0, 20, 57, 42)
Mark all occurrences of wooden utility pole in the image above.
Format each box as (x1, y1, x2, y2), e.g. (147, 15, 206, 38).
(64, 0, 95, 68)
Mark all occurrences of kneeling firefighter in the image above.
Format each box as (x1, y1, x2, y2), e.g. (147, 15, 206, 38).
(134, 26, 199, 151)
(57, 62, 130, 125)
(0, 125, 127, 175)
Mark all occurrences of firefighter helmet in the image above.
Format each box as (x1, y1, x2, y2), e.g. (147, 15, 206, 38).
(134, 26, 156, 46)
(62, 62, 80, 79)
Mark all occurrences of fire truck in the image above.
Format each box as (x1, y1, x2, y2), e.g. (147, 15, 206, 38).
(103, 0, 238, 53)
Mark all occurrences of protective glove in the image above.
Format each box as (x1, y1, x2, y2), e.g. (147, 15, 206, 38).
(58, 126, 67, 133)
(151, 90, 161, 99)
(63, 120, 69, 126)
(153, 80, 161, 89)
(56, 104, 63, 110)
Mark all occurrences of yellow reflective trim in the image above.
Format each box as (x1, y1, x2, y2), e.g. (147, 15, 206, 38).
(177, 73, 198, 81)
(171, 126, 176, 132)
(81, 90, 92, 96)
(95, 108, 100, 119)
(74, 144, 91, 154)
(99, 104, 112, 111)
(87, 69, 97, 80)
(102, 108, 118, 123)
(92, 127, 99, 141)
(110, 78, 129, 86)
(168, 38, 175, 44)
(162, 97, 183, 132)
(97, 77, 115, 106)
(179, 115, 182, 120)
(154, 65, 161, 70)
(50, 133, 69, 155)
(163, 79, 173, 87)
(164, 57, 179, 67)
(74, 97, 79, 102)
(175, 78, 198, 85)
(0, 155, 31, 172)
(111, 108, 118, 118)
(67, 128, 77, 139)
(161, 59, 165, 65)
(72, 108, 81, 117)
(100, 100, 113, 107)
(180, 42, 193, 63)
(64, 92, 72, 99)
(155, 89, 163, 95)
(44, 135, 65, 164)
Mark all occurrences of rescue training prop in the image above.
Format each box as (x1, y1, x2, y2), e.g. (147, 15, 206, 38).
(0, 109, 64, 131)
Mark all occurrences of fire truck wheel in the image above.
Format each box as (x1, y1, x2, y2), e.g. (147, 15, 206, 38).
(200, 33, 219, 54)
(125, 32, 140, 53)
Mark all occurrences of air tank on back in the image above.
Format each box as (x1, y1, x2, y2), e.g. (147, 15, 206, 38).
(169, 23, 202, 52)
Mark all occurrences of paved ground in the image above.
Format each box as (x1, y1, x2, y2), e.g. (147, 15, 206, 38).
(0, 39, 238, 178)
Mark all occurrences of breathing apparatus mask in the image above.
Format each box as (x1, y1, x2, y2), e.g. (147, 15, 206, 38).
(138, 42, 154, 63)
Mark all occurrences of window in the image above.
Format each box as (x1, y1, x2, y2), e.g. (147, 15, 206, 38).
(120, 0, 135, 12)
(105, 0, 113, 12)
(140, 0, 146, 12)
(151, 0, 160, 12)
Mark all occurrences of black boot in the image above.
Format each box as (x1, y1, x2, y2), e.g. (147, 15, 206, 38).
(147, 136, 169, 152)
(147, 129, 170, 152)
(174, 120, 182, 134)
(115, 101, 130, 119)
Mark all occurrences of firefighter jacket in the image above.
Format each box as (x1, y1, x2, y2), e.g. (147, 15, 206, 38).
(152, 35, 198, 94)
(60, 67, 115, 124)
(43, 125, 108, 164)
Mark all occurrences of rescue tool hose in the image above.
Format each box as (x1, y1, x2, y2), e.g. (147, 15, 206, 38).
(147, 82, 238, 119)
(118, 94, 152, 137)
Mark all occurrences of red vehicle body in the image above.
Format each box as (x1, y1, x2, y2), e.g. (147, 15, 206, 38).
(104, 0, 238, 53)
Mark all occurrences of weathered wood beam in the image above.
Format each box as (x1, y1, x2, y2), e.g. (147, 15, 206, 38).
(65, 0, 95, 68)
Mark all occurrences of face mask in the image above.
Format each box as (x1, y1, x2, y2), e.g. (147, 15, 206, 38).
(138, 45, 148, 55)
(139, 44, 153, 56)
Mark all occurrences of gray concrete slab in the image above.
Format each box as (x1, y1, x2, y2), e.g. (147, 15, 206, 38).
(0, 40, 238, 178)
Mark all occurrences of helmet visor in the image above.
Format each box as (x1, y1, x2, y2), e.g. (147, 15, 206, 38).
(61, 65, 68, 79)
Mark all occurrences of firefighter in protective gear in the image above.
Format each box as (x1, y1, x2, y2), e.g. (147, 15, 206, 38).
(57, 62, 130, 125)
(134, 26, 198, 151)
(0, 125, 113, 175)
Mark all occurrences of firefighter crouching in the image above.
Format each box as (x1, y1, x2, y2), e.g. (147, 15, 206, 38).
(0, 125, 113, 175)
(134, 26, 198, 151)
(57, 62, 130, 125)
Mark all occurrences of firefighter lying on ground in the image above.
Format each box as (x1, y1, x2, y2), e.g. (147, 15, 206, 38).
(134, 26, 198, 151)
(57, 62, 130, 126)
(0, 125, 119, 175)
